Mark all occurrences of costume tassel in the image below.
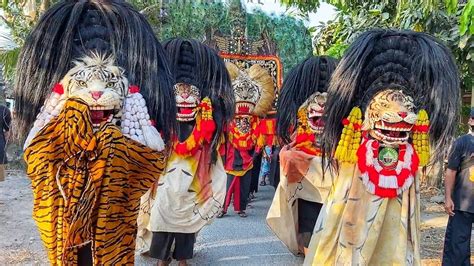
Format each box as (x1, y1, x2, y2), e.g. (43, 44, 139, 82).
(335, 106, 362, 163)
(413, 109, 430, 166)
(142, 124, 165, 151)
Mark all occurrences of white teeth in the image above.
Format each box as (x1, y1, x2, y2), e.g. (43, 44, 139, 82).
(177, 112, 196, 118)
(309, 124, 324, 133)
(308, 113, 322, 119)
(373, 129, 409, 141)
(176, 103, 197, 108)
(90, 106, 114, 111)
(177, 117, 195, 122)
(375, 122, 413, 132)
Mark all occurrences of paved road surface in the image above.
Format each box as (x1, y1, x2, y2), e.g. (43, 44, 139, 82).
(137, 185, 303, 265)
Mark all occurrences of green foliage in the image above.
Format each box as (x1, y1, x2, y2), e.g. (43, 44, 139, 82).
(280, 0, 320, 13)
(310, 1, 473, 94)
(153, 2, 231, 41)
(325, 43, 348, 58)
(148, 2, 312, 75)
(0, 47, 19, 81)
(246, 10, 313, 75)
(0, 0, 56, 81)
(459, 0, 474, 35)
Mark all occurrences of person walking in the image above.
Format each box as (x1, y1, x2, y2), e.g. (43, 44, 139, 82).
(442, 109, 474, 266)
(0, 104, 11, 182)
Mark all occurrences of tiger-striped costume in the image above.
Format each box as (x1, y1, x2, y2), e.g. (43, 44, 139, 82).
(25, 98, 166, 265)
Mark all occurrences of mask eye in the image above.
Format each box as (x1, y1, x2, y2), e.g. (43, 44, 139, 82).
(77, 80, 87, 87)
(106, 82, 115, 88)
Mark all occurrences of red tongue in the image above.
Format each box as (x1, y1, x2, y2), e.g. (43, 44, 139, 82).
(238, 106, 250, 114)
(388, 131, 401, 137)
(180, 108, 193, 115)
(313, 118, 324, 127)
(91, 110, 105, 124)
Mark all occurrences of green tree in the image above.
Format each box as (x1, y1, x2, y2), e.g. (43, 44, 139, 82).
(246, 10, 313, 75)
(284, 0, 473, 101)
(146, 2, 312, 75)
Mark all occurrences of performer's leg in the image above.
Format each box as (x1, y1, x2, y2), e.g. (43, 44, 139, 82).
(442, 210, 474, 266)
(269, 146, 281, 188)
(218, 174, 237, 217)
(233, 175, 241, 212)
(250, 153, 262, 193)
(239, 171, 252, 217)
(149, 232, 174, 265)
(297, 199, 323, 255)
(173, 233, 196, 266)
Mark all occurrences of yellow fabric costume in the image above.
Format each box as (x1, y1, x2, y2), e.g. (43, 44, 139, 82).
(25, 99, 166, 265)
(304, 163, 420, 265)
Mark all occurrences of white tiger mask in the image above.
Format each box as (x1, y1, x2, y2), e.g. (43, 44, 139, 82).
(64, 55, 128, 124)
(60, 55, 128, 125)
(24, 54, 164, 151)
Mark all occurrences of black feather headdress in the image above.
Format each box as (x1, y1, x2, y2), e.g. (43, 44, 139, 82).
(162, 38, 235, 153)
(14, 0, 176, 142)
(277, 56, 338, 145)
(321, 29, 460, 166)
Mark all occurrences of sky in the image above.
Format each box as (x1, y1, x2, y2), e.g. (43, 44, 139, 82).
(244, 0, 337, 27)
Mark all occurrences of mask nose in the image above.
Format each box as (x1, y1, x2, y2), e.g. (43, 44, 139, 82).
(91, 91, 103, 100)
(398, 112, 407, 118)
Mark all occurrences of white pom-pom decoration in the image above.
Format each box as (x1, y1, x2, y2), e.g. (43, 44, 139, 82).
(120, 89, 166, 151)
(24, 91, 66, 150)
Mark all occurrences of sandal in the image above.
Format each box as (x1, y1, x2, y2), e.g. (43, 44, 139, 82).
(238, 211, 247, 218)
(260, 181, 266, 186)
(216, 210, 226, 218)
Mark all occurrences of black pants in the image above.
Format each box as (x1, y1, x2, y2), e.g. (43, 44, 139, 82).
(250, 152, 262, 194)
(77, 243, 92, 266)
(442, 210, 474, 266)
(269, 146, 280, 189)
(149, 232, 196, 261)
(224, 171, 252, 212)
(298, 199, 323, 248)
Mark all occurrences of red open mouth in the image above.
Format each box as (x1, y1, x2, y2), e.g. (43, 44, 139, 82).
(90, 108, 115, 125)
(176, 103, 198, 122)
(372, 120, 414, 142)
(308, 111, 324, 133)
(236, 101, 255, 115)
